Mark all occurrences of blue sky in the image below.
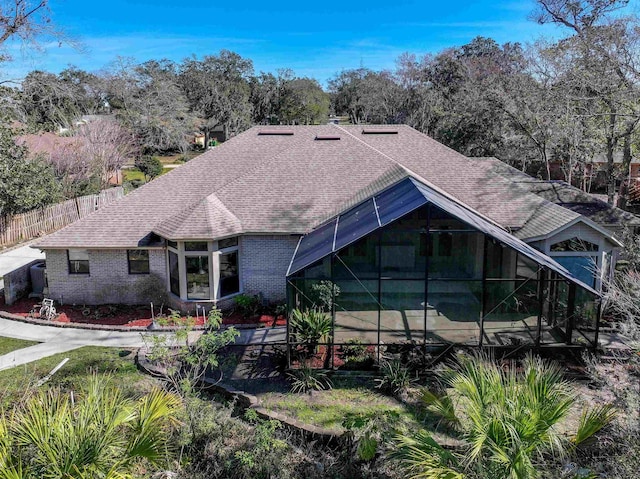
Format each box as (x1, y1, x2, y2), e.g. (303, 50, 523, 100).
(3, 0, 639, 85)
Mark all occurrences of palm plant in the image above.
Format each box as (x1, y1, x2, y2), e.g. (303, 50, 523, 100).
(0, 375, 182, 479)
(289, 308, 332, 353)
(393, 353, 615, 479)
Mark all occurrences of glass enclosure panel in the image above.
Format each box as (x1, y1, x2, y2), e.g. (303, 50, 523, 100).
(287, 278, 338, 312)
(288, 219, 336, 275)
(375, 178, 427, 226)
(295, 257, 331, 279)
(169, 250, 180, 296)
(380, 280, 426, 343)
(516, 253, 539, 279)
(483, 280, 539, 346)
(541, 279, 570, 344)
(334, 199, 379, 251)
(553, 256, 597, 288)
(380, 229, 426, 279)
(185, 241, 208, 252)
(429, 232, 483, 279)
(334, 279, 379, 344)
(429, 205, 475, 231)
(574, 286, 599, 346)
(427, 280, 481, 344)
(220, 251, 239, 297)
(334, 236, 379, 279)
(486, 239, 517, 279)
(186, 255, 210, 300)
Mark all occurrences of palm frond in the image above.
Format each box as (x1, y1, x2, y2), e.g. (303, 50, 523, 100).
(392, 431, 463, 479)
(572, 404, 616, 446)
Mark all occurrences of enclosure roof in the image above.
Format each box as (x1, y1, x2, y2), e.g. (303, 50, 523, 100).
(287, 177, 599, 295)
(35, 125, 601, 248)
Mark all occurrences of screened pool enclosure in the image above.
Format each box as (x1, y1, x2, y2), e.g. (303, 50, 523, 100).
(286, 178, 600, 362)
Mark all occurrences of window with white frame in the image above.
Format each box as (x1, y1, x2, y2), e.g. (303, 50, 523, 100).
(165, 237, 240, 300)
(218, 237, 240, 297)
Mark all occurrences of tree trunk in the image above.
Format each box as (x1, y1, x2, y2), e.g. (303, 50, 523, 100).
(606, 113, 616, 205)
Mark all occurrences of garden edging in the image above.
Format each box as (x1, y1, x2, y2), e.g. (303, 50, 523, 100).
(136, 347, 344, 444)
(0, 310, 270, 332)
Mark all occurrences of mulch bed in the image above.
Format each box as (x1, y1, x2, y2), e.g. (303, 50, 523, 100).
(0, 296, 284, 329)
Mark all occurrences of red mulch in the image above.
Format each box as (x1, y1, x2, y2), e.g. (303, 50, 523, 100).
(0, 296, 284, 328)
(223, 311, 287, 327)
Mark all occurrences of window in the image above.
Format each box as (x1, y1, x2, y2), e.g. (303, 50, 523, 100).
(551, 237, 599, 252)
(169, 251, 180, 296)
(218, 237, 238, 249)
(127, 250, 150, 274)
(220, 251, 239, 297)
(167, 240, 178, 250)
(68, 249, 89, 274)
(185, 241, 208, 252)
(186, 255, 210, 299)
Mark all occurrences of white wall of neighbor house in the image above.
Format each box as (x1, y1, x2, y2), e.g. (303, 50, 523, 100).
(240, 235, 301, 300)
(44, 249, 166, 305)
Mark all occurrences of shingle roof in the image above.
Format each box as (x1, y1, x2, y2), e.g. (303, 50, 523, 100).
(35, 125, 607, 249)
(470, 156, 640, 232)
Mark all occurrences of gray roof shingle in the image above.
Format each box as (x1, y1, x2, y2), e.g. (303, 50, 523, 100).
(35, 125, 610, 249)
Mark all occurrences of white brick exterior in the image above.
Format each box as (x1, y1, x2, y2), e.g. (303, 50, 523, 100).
(240, 235, 300, 300)
(45, 249, 167, 305)
(44, 234, 301, 309)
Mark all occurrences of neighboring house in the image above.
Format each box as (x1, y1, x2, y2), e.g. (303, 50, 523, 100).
(35, 125, 624, 349)
(549, 151, 640, 187)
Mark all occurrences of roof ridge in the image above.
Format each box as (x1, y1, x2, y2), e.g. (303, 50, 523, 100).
(334, 124, 506, 230)
(150, 127, 306, 231)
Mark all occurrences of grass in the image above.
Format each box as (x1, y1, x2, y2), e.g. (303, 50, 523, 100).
(259, 376, 422, 432)
(123, 167, 173, 183)
(0, 336, 39, 356)
(0, 346, 156, 407)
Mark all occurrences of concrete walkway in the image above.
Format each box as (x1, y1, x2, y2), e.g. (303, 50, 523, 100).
(0, 317, 286, 371)
(0, 243, 44, 290)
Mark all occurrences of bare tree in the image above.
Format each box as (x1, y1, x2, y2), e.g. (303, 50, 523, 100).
(49, 118, 137, 193)
(0, 0, 79, 67)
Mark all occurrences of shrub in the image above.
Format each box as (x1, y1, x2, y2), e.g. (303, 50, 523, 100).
(340, 338, 375, 369)
(375, 359, 413, 396)
(393, 353, 617, 479)
(343, 410, 402, 463)
(287, 365, 333, 394)
(234, 294, 261, 319)
(0, 375, 181, 478)
(309, 280, 340, 312)
(289, 308, 332, 353)
(135, 155, 163, 181)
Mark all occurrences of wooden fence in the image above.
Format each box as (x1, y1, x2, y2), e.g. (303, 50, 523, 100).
(0, 187, 124, 248)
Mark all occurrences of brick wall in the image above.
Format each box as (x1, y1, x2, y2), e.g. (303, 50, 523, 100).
(240, 235, 300, 301)
(45, 249, 167, 305)
(44, 234, 301, 308)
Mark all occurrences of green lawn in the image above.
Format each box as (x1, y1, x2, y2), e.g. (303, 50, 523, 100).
(260, 377, 423, 433)
(0, 346, 156, 406)
(0, 337, 38, 356)
(123, 167, 173, 183)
